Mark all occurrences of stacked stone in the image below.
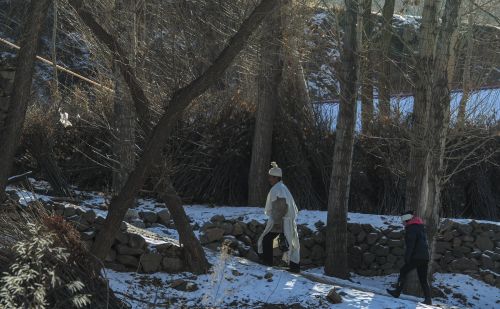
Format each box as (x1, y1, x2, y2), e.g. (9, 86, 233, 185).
(46, 202, 185, 274)
(434, 219, 500, 287)
(200, 215, 500, 287)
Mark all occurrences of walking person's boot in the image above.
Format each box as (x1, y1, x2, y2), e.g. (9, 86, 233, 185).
(386, 279, 403, 298)
(422, 286, 432, 305)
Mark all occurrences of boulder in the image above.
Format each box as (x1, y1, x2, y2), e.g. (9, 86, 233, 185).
(326, 289, 342, 304)
(372, 244, 390, 256)
(115, 244, 145, 256)
(311, 244, 325, 261)
(245, 248, 260, 263)
(363, 252, 376, 264)
(125, 209, 140, 221)
(457, 224, 473, 235)
(233, 222, 245, 236)
(475, 236, 494, 251)
(348, 223, 362, 235)
(387, 239, 403, 247)
(435, 241, 451, 254)
(140, 253, 163, 273)
(313, 231, 325, 244)
(387, 230, 403, 239)
(139, 211, 158, 224)
(366, 233, 379, 245)
(211, 215, 225, 223)
(115, 232, 129, 245)
(205, 227, 225, 243)
(450, 257, 478, 272)
(128, 234, 146, 249)
(81, 210, 96, 224)
(356, 230, 367, 243)
(221, 222, 234, 235)
(130, 219, 146, 229)
(480, 254, 494, 270)
(63, 206, 78, 217)
(391, 247, 405, 256)
(157, 209, 171, 226)
(116, 255, 139, 267)
(162, 257, 184, 272)
(170, 279, 198, 292)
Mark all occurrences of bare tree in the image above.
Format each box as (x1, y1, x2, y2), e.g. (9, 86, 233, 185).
(248, 0, 284, 206)
(378, 0, 396, 123)
(0, 0, 52, 200)
(404, 0, 462, 296)
(360, 0, 374, 135)
(68, 0, 281, 273)
(325, 0, 360, 279)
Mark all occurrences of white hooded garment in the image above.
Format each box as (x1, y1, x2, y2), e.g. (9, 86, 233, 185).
(257, 181, 300, 264)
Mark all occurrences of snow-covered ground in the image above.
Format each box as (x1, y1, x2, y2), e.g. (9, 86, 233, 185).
(8, 180, 500, 308)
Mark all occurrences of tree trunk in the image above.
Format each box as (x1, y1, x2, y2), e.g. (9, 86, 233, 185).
(69, 0, 213, 274)
(248, 1, 284, 206)
(0, 0, 51, 200)
(83, 0, 279, 261)
(324, 0, 359, 279)
(360, 0, 373, 135)
(111, 0, 139, 195)
(404, 0, 462, 296)
(378, 0, 395, 123)
(158, 176, 210, 274)
(457, 0, 474, 129)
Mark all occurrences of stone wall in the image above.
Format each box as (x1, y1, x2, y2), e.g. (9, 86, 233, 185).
(43, 202, 185, 274)
(200, 215, 500, 288)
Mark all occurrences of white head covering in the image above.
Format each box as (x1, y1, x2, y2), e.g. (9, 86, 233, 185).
(268, 162, 282, 177)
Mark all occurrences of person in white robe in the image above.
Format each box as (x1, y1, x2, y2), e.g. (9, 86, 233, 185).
(257, 162, 300, 273)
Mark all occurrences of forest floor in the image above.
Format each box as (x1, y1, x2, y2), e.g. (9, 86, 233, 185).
(7, 179, 500, 308)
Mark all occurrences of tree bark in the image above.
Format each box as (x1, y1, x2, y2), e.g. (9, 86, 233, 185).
(111, 0, 139, 195)
(0, 0, 51, 200)
(84, 0, 279, 262)
(248, 1, 284, 206)
(360, 0, 373, 135)
(378, 0, 395, 123)
(457, 0, 474, 129)
(324, 0, 359, 279)
(158, 176, 210, 274)
(404, 0, 462, 296)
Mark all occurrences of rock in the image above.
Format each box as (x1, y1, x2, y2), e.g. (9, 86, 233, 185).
(128, 234, 146, 249)
(233, 222, 245, 236)
(139, 211, 158, 224)
(452, 237, 462, 248)
(475, 236, 494, 251)
(387, 254, 397, 263)
(372, 245, 390, 256)
(484, 250, 500, 261)
(391, 247, 405, 256)
(376, 256, 387, 264)
(205, 227, 225, 243)
(302, 238, 316, 248)
(247, 220, 261, 233)
(363, 252, 376, 264)
(211, 215, 225, 223)
(441, 231, 455, 242)
(462, 235, 474, 242)
(140, 253, 162, 273)
(120, 221, 128, 231)
(130, 219, 146, 228)
(116, 255, 139, 267)
(366, 233, 379, 245)
(378, 236, 388, 245)
(348, 223, 362, 235)
(245, 248, 260, 263)
(387, 230, 403, 239)
(457, 224, 473, 235)
(327, 289, 342, 304)
(115, 232, 129, 244)
(387, 239, 404, 247)
(115, 244, 145, 256)
(125, 209, 140, 221)
(356, 230, 367, 243)
(482, 273, 495, 285)
(480, 254, 494, 270)
(162, 257, 184, 272)
(81, 210, 96, 224)
(157, 209, 171, 226)
(362, 224, 375, 233)
(450, 257, 478, 272)
(435, 241, 451, 254)
(63, 206, 78, 217)
(170, 279, 198, 292)
(221, 222, 234, 235)
(238, 235, 253, 246)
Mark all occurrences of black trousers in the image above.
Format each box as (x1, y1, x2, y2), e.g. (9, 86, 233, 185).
(261, 232, 280, 266)
(398, 259, 431, 297)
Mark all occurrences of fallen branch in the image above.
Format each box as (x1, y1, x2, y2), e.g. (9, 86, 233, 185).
(7, 171, 33, 185)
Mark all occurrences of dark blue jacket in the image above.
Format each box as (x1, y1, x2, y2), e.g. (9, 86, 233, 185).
(404, 217, 430, 262)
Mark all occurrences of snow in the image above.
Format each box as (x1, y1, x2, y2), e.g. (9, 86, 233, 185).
(7, 181, 500, 308)
(104, 250, 441, 308)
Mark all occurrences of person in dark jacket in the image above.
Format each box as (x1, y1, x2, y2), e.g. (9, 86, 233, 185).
(387, 210, 432, 305)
